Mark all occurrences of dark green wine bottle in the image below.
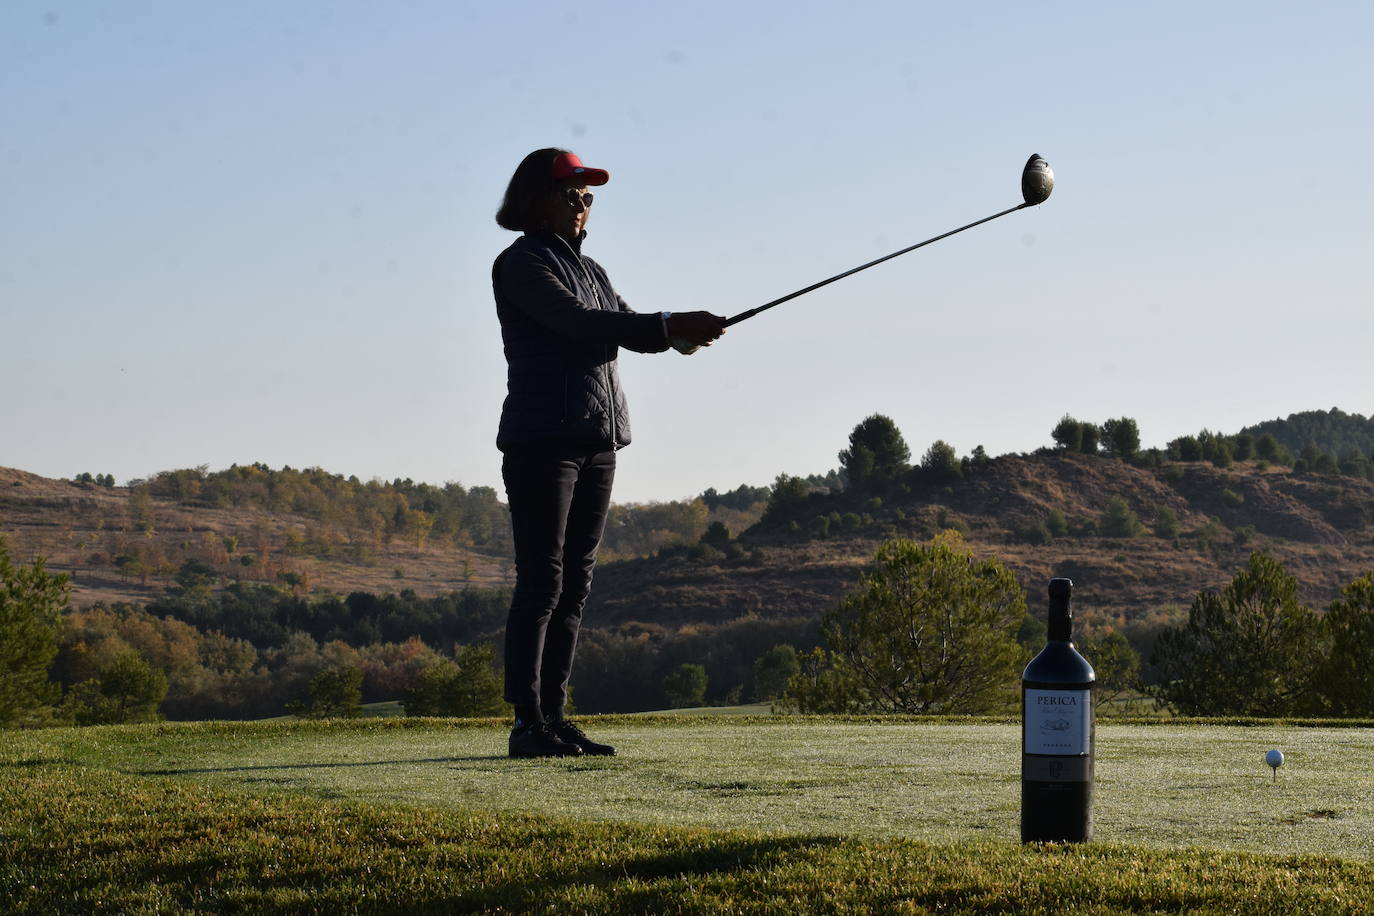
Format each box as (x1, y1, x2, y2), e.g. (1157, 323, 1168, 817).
(1021, 577, 1095, 843)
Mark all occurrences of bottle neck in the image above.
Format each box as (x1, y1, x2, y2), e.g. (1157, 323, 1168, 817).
(1048, 595, 1073, 641)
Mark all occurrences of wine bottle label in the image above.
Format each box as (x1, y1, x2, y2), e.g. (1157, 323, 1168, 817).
(1024, 688, 1092, 755)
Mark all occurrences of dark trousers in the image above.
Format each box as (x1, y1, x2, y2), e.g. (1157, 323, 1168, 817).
(501, 446, 616, 720)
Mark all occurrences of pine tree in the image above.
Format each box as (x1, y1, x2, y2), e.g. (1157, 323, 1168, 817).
(0, 538, 69, 726)
(1148, 554, 1323, 716)
(839, 414, 911, 489)
(794, 533, 1025, 714)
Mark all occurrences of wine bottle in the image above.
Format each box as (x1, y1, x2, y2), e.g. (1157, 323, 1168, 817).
(1021, 577, 1095, 843)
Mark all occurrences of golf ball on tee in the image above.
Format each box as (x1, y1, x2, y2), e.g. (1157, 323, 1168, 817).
(1266, 749, 1284, 769)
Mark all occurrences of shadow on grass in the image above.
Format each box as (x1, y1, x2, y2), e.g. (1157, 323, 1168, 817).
(136, 755, 509, 776)
(100, 829, 844, 913)
(437, 834, 846, 913)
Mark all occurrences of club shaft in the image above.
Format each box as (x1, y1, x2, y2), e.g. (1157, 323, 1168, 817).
(724, 202, 1028, 327)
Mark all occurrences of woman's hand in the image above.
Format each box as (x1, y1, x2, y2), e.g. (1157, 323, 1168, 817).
(667, 312, 728, 348)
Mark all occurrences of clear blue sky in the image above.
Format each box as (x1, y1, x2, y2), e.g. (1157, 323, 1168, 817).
(3, 1, 1371, 503)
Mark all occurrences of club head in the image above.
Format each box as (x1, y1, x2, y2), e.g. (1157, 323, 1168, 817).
(1021, 154, 1054, 206)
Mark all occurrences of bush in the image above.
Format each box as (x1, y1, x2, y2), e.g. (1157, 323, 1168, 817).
(935, 508, 969, 535)
(790, 533, 1025, 714)
(752, 645, 801, 702)
(700, 521, 730, 547)
(400, 645, 504, 717)
(61, 652, 168, 725)
(664, 663, 708, 708)
(1149, 554, 1323, 716)
(690, 543, 725, 563)
(1045, 510, 1069, 539)
(1099, 497, 1144, 538)
(1080, 632, 1142, 705)
(288, 666, 363, 719)
(1152, 507, 1182, 539)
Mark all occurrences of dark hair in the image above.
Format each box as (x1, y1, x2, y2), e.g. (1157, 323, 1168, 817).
(495, 147, 568, 232)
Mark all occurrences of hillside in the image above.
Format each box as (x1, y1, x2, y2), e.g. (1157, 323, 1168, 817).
(9, 450, 1374, 636)
(586, 452, 1374, 635)
(0, 466, 514, 607)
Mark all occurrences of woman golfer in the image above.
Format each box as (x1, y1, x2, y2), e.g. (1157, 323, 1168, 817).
(493, 148, 726, 757)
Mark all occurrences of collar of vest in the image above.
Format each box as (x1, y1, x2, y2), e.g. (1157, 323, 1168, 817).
(529, 229, 588, 256)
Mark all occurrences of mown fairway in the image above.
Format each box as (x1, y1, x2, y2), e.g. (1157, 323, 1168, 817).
(3, 717, 1372, 914)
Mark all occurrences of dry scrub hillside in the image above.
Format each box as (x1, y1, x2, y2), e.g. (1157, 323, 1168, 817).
(0, 466, 511, 607)
(586, 452, 1374, 633)
(7, 452, 1374, 635)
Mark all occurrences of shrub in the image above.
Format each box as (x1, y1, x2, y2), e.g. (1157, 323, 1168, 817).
(1152, 507, 1182, 539)
(700, 521, 730, 547)
(287, 666, 363, 719)
(935, 508, 969, 535)
(1099, 497, 1144, 538)
(61, 652, 168, 725)
(752, 645, 801, 702)
(1045, 510, 1069, 539)
(664, 663, 708, 708)
(1148, 554, 1322, 716)
(400, 645, 504, 717)
(790, 533, 1025, 714)
(1018, 521, 1053, 546)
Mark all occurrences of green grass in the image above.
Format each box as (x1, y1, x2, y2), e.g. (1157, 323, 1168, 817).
(3, 717, 1372, 913)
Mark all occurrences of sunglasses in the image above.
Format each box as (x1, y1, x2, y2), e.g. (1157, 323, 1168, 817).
(559, 188, 594, 208)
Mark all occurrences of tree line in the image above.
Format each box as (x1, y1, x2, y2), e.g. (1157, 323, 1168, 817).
(1051, 411, 1374, 480)
(2, 534, 818, 725)
(1, 534, 511, 725)
(8, 526, 1374, 725)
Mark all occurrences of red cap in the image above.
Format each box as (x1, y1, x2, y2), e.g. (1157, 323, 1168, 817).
(551, 151, 609, 186)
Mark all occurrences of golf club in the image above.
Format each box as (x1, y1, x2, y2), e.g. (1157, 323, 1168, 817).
(699, 154, 1054, 344)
